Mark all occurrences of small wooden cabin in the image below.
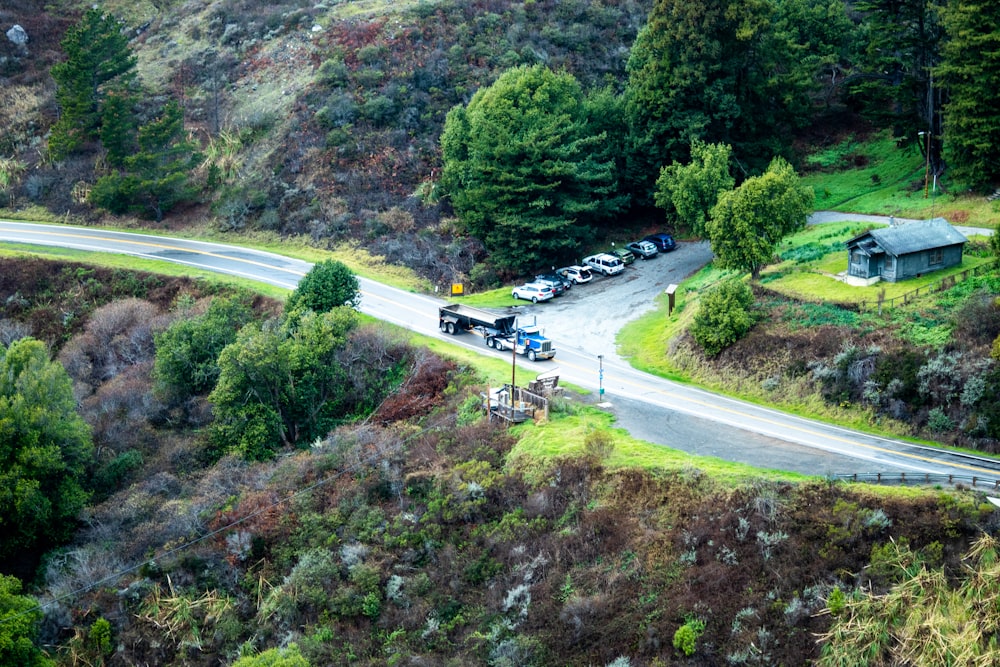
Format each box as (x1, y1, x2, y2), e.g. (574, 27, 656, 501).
(845, 219, 967, 283)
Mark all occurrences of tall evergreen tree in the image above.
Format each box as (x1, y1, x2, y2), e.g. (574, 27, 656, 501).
(624, 0, 848, 206)
(99, 91, 137, 167)
(440, 65, 625, 274)
(938, 0, 1000, 191)
(90, 101, 200, 221)
(49, 8, 137, 159)
(845, 0, 943, 172)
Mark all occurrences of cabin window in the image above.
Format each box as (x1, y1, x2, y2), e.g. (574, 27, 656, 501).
(851, 251, 863, 266)
(884, 255, 894, 270)
(929, 248, 943, 265)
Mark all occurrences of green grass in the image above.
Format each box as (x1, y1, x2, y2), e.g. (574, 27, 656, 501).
(506, 405, 808, 486)
(758, 222, 996, 306)
(801, 130, 1000, 228)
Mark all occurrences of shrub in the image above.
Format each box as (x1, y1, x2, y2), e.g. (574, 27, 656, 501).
(672, 617, 706, 657)
(583, 428, 615, 461)
(826, 587, 846, 615)
(926, 407, 954, 432)
(284, 260, 360, 315)
(232, 643, 310, 666)
(690, 280, 757, 356)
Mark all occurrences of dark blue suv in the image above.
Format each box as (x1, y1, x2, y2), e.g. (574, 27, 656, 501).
(643, 233, 677, 252)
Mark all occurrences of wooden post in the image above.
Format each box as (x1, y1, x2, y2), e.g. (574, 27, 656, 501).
(665, 284, 678, 316)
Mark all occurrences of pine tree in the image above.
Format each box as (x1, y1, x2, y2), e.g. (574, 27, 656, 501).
(440, 65, 624, 273)
(90, 101, 200, 220)
(938, 0, 1000, 190)
(49, 8, 137, 159)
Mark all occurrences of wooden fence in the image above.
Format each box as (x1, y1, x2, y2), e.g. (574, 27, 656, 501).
(855, 261, 998, 313)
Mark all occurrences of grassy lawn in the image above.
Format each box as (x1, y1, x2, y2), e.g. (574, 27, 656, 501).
(801, 131, 1000, 228)
(507, 406, 808, 486)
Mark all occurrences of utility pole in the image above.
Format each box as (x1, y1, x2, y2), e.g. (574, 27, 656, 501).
(920, 130, 930, 200)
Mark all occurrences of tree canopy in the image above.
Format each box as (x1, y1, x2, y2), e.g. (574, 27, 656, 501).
(624, 0, 841, 204)
(440, 64, 625, 274)
(938, 0, 1000, 191)
(284, 259, 361, 316)
(209, 309, 358, 460)
(153, 294, 256, 401)
(49, 8, 137, 159)
(707, 157, 814, 279)
(0, 338, 93, 567)
(655, 139, 734, 237)
(89, 100, 200, 221)
(0, 574, 51, 667)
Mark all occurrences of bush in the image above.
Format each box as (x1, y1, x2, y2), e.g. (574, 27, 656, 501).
(690, 280, 757, 356)
(672, 617, 706, 657)
(284, 260, 360, 315)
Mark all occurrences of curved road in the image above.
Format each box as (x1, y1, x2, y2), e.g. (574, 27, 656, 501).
(2, 219, 1000, 486)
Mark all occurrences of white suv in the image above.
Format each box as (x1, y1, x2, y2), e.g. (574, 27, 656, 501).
(582, 253, 624, 276)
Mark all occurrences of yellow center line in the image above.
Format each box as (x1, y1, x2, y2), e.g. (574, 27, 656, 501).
(554, 357, 1000, 477)
(9, 226, 996, 478)
(2, 228, 309, 278)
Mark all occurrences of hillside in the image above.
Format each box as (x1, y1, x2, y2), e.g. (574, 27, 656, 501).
(1, 258, 998, 666)
(4, 1, 1000, 663)
(1, 0, 652, 286)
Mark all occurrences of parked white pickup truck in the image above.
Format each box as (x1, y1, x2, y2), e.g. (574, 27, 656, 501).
(582, 253, 625, 276)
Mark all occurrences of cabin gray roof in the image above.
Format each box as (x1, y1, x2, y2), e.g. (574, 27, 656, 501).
(847, 219, 967, 256)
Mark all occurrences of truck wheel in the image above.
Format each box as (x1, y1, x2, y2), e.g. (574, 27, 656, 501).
(487, 338, 495, 349)
(528, 349, 537, 361)
(445, 322, 455, 335)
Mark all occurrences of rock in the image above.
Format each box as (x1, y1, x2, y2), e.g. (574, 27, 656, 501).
(6, 24, 28, 47)
(6, 24, 28, 56)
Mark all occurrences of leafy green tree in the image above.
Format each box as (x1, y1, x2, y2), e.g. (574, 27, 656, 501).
(0, 574, 52, 667)
(209, 309, 358, 460)
(153, 294, 256, 401)
(0, 339, 93, 565)
(284, 260, 360, 316)
(938, 0, 1000, 190)
(707, 157, 814, 279)
(690, 280, 757, 356)
(440, 65, 625, 273)
(232, 644, 310, 667)
(655, 139, 734, 237)
(49, 8, 137, 159)
(90, 100, 200, 221)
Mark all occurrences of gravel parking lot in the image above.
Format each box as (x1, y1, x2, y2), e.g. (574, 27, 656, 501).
(511, 240, 714, 363)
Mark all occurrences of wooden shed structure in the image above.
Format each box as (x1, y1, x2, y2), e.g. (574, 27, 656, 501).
(845, 218, 967, 283)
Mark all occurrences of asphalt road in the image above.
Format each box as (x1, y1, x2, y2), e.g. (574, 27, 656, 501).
(3, 219, 1000, 484)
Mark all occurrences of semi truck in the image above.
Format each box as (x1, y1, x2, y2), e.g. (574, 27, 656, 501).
(438, 304, 556, 361)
